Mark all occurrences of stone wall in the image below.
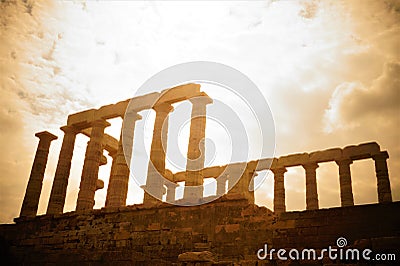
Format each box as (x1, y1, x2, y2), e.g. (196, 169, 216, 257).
(272, 202, 400, 249)
(1, 199, 399, 265)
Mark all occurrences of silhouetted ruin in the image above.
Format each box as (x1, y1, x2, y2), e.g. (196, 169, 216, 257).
(0, 84, 399, 265)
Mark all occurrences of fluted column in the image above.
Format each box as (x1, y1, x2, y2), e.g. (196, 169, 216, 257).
(216, 174, 227, 197)
(122, 112, 142, 170)
(184, 94, 212, 201)
(76, 120, 110, 211)
(47, 126, 78, 214)
(272, 167, 286, 213)
(373, 151, 392, 203)
(303, 163, 319, 210)
(96, 154, 107, 190)
(106, 113, 141, 207)
(335, 158, 354, 207)
(20, 131, 57, 218)
(105, 150, 118, 206)
(143, 103, 173, 205)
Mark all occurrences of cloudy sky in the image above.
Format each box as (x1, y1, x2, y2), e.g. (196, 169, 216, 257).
(0, 0, 399, 223)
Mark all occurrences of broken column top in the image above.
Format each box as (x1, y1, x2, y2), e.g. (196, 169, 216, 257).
(35, 131, 58, 142)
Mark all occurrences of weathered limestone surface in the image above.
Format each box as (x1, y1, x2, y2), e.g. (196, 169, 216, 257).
(2, 201, 400, 265)
(20, 132, 57, 218)
(271, 202, 400, 253)
(309, 148, 342, 163)
(81, 128, 118, 154)
(271, 167, 286, 213)
(373, 151, 392, 203)
(227, 162, 256, 203)
(47, 126, 78, 214)
(178, 251, 215, 262)
(165, 182, 178, 202)
(76, 120, 110, 211)
(106, 113, 141, 207)
(216, 174, 227, 197)
(303, 163, 319, 210)
(66, 83, 201, 127)
(143, 103, 174, 205)
(343, 142, 380, 160)
(169, 141, 392, 211)
(184, 94, 212, 202)
(278, 153, 309, 167)
(336, 158, 354, 207)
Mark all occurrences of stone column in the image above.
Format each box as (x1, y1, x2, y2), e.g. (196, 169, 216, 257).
(272, 167, 286, 213)
(216, 174, 227, 197)
(373, 151, 392, 203)
(47, 126, 78, 215)
(76, 119, 110, 211)
(20, 131, 57, 218)
(335, 158, 354, 207)
(165, 182, 178, 202)
(106, 113, 141, 207)
(303, 163, 319, 210)
(228, 165, 256, 203)
(96, 155, 107, 190)
(184, 95, 212, 201)
(143, 103, 173, 205)
(105, 150, 117, 206)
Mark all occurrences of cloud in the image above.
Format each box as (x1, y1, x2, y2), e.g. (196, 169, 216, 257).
(325, 62, 400, 131)
(323, 61, 400, 203)
(320, 0, 400, 206)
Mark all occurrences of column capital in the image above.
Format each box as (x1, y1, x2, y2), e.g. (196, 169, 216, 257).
(153, 102, 174, 113)
(91, 119, 111, 128)
(189, 93, 213, 106)
(60, 125, 79, 134)
(271, 167, 287, 175)
(302, 162, 319, 171)
(123, 111, 142, 121)
(335, 158, 353, 166)
(35, 131, 58, 142)
(164, 182, 179, 189)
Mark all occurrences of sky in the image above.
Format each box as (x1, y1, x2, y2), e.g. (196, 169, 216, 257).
(0, 0, 399, 223)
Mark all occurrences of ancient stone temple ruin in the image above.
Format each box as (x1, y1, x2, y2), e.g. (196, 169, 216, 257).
(0, 84, 399, 265)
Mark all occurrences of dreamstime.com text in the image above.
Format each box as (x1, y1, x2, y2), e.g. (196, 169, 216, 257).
(257, 237, 397, 262)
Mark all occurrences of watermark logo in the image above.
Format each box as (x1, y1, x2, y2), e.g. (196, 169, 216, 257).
(122, 61, 275, 206)
(257, 237, 397, 262)
(336, 236, 347, 248)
